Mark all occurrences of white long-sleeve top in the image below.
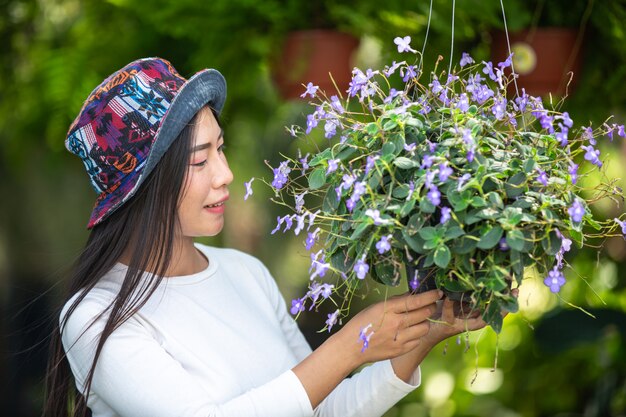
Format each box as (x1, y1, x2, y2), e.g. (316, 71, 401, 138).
(60, 243, 421, 417)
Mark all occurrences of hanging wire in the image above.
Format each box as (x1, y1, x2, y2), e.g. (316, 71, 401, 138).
(418, 0, 434, 74)
(499, 0, 520, 98)
(447, 0, 456, 77)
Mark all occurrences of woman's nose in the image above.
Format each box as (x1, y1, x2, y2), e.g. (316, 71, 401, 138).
(213, 156, 234, 188)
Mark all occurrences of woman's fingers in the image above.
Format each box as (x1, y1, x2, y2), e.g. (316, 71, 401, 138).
(390, 290, 442, 313)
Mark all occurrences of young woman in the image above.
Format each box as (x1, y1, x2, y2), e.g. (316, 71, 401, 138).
(43, 57, 487, 417)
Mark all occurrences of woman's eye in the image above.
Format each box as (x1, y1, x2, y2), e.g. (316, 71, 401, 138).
(191, 160, 207, 167)
(218, 144, 227, 153)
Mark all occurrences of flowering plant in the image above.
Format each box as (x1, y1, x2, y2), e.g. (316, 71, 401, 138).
(247, 37, 625, 334)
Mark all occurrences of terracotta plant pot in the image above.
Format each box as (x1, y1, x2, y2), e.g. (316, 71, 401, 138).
(491, 28, 583, 97)
(271, 30, 359, 100)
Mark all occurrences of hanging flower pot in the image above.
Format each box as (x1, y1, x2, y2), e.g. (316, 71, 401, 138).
(271, 30, 359, 100)
(491, 28, 583, 97)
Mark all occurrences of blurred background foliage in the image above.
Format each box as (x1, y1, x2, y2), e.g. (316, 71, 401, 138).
(0, 0, 625, 416)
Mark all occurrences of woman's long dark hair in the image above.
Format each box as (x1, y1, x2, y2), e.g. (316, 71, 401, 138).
(42, 108, 212, 417)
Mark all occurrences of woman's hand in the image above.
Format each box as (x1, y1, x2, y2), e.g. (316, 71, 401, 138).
(334, 289, 443, 368)
(293, 290, 442, 408)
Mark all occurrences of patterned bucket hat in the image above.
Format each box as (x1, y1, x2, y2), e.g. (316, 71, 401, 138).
(65, 57, 226, 229)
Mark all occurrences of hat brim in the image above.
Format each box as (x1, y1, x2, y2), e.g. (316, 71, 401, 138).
(87, 68, 227, 229)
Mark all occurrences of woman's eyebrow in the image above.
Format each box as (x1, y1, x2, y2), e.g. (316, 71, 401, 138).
(191, 128, 224, 152)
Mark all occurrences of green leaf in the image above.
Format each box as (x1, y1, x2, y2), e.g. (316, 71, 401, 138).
(434, 245, 451, 268)
(401, 229, 426, 254)
(419, 197, 436, 214)
(510, 250, 523, 285)
(569, 228, 584, 248)
(334, 146, 357, 161)
(382, 119, 398, 131)
(323, 186, 340, 213)
(424, 251, 435, 267)
(366, 123, 379, 136)
(393, 157, 418, 169)
(373, 262, 400, 286)
(470, 196, 487, 208)
(448, 190, 470, 211)
(476, 207, 500, 220)
(308, 167, 326, 189)
(444, 226, 465, 239)
(382, 142, 396, 157)
(350, 222, 370, 240)
(506, 230, 526, 252)
(309, 149, 332, 167)
(486, 192, 504, 209)
(406, 213, 425, 236)
(523, 159, 536, 173)
(453, 235, 478, 254)
(477, 226, 504, 250)
(418, 227, 437, 241)
(483, 301, 504, 334)
(541, 230, 562, 256)
(400, 199, 416, 217)
(505, 172, 527, 198)
(392, 184, 410, 198)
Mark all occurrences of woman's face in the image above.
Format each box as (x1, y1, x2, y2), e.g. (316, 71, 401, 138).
(177, 107, 233, 238)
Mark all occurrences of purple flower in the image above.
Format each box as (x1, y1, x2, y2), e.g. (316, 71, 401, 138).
(376, 235, 392, 254)
(421, 154, 434, 169)
(384, 88, 402, 104)
(291, 297, 306, 315)
(582, 145, 602, 167)
(299, 151, 310, 175)
(492, 96, 507, 120)
(538, 113, 555, 133)
(354, 257, 370, 279)
(244, 178, 254, 200)
(327, 159, 340, 175)
(482, 61, 497, 81)
(309, 250, 331, 280)
(293, 214, 306, 236)
(536, 168, 549, 187)
(305, 113, 319, 134)
(394, 36, 417, 53)
(472, 84, 495, 104)
(427, 186, 441, 206)
(295, 192, 307, 213)
(430, 77, 443, 94)
(272, 161, 291, 190)
(401, 65, 418, 83)
(347, 68, 369, 98)
(326, 310, 340, 332)
(438, 163, 453, 182)
(569, 163, 578, 185)
(305, 227, 320, 251)
(514, 89, 529, 112)
(460, 52, 475, 67)
(457, 173, 471, 191)
(618, 124, 625, 138)
(330, 95, 345, 114)
(497, 54, 513, 70)
(424, 170, 436, 189)
(544, 267, 566, 293)
(359, 323, 374, 352)
(556, 128, 568, 147)
(300, 82, 319, 98)
(403, 142, 417, 153)
(271, 216, 284, 235)
(558, 112, 573, 128)
(365, 209, 392, 226)
(365, 155, 378, 174)
(499, 238, 509, 251)
(324, 119, 339, 139)
(456, 93, 470, 112)
(440, 206, 451, 224)
(409, 271, 420, 291)
(320, 283, 334, 299)
(383, 60, 403, 77)
(568, 199, 585, 223)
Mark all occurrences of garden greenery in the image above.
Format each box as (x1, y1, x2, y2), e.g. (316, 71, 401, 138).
(247, 37, 626, 334)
